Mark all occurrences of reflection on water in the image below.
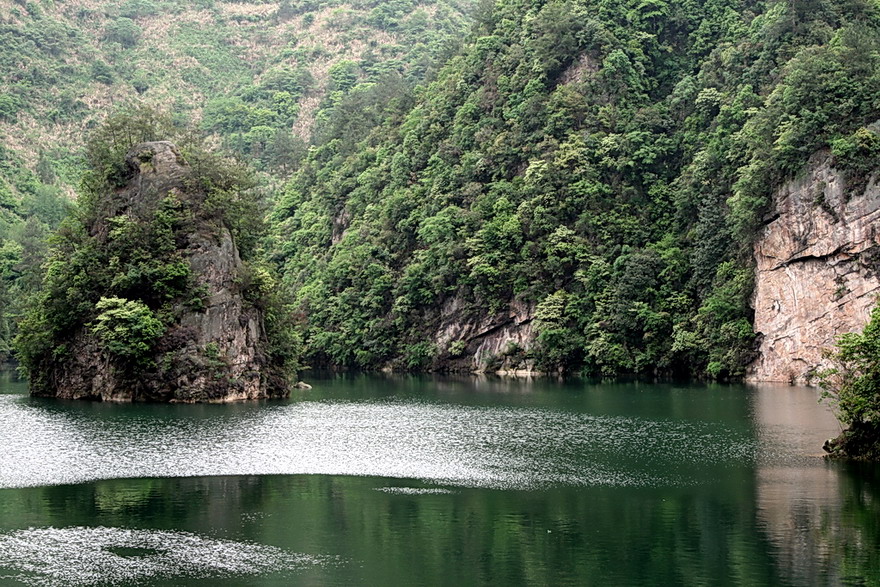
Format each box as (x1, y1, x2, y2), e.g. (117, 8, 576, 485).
(753, 385, 880, 586)
(0, 475, 781, 585)
(0, 375, 876, 585)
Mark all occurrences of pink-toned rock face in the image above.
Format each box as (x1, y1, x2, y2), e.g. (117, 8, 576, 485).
(749, 152, 880, 384)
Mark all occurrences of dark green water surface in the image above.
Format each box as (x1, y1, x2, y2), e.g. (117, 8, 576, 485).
(0, 373, 878, 585)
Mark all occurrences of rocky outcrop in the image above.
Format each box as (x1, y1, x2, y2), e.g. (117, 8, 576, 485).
(749, 151, 880, 384)
(35, 141, 287, 402)
(433, 296, 536, 374)
(823, 421, 880, 460)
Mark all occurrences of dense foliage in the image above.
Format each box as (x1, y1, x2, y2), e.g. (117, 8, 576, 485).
(3, 0, 880, 381)
(90, 297, 166, 365)
(0, 0, 471, 180)
(0, 146, 71, 363)
(271, 0, 880, 377)
(820, 305, 880, 427)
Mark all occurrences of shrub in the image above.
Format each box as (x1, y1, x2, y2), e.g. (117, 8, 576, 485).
(90, 296, 165, 364)
(0, 94, 21, 120)
(105, 17, 141, 48)
(831, 128, 880, 195)
(403, 341, 435, 370)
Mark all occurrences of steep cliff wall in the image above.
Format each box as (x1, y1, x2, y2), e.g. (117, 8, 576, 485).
(432, 297, 536, 374)
(749, 152, 880, 383)
(28, 141, 287, 402)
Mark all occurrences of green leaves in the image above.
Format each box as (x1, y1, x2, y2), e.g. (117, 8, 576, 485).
(729, 19, 880, 239)
(90, 297, 165, 363)
(0, 94, 21, 121)
(13, 108, 298, 388)
(819, 304, 880, 427)
(105, 17, 141, 49)
(268, 0, 880, 378)
(82, 104, 178, 192)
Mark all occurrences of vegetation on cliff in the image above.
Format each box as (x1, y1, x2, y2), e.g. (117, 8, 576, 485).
(270, 0, 880, 376)
(14, 110, 296, 400)
(3, 0, 880, 382)
(820, 304, 880, 460)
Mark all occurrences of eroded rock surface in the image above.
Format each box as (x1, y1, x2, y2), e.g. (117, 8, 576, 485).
(433, 296, 536, 374)
(38, 141, 287, 402)
(749, 151, 880, 383)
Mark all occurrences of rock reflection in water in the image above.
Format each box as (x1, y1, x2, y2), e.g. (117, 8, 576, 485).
(0, 474, 784, 585)
(0, 377, 877, 585)
(754, 384, 880, 585)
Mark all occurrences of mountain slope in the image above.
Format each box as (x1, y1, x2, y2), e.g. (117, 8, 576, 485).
(271, 0, 880, 377)
(0, 0, 473, 361)
(0, 0, 472, 181)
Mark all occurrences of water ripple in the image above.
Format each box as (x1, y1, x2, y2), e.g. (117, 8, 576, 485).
(0, 526, 334, 586)
(375, 487, 458, 495)
(0, 396, 756, 490)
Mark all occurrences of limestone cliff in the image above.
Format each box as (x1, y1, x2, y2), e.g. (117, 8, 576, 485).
(28, 141, 288, 402)
(749, 151, 880, 384)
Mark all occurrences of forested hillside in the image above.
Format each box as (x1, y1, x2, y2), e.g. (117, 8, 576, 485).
(271, 0, 880, 377)
(0, 0, 472, 361)
(2, 0, 878, 379)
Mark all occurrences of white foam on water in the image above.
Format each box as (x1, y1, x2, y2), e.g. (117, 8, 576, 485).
(374, 487, 458, 495)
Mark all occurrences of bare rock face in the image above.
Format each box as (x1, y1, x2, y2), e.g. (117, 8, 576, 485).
(749, 151, 880, 383)
(432, 296, 536, 374)
(37, 141, 287, 402)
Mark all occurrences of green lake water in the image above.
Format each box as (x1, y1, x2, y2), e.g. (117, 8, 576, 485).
(0, 372, 878, 585)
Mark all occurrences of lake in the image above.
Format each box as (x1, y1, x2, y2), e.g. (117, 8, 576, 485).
(0, 372, 877, 585)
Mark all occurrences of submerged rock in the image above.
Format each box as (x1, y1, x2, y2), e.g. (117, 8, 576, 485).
(22, 141, 289, 402)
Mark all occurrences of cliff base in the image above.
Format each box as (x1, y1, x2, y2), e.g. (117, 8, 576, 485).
(823, 421, 880, 461)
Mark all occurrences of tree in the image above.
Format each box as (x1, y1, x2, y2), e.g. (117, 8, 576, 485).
(105, 17, 141, 48)
(81, 104, 179, 192)
(0, 94, 20, 120)
(820, 305, 880, 425)
(14, 109, 296, 397)
(819, 304, 880, 459)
